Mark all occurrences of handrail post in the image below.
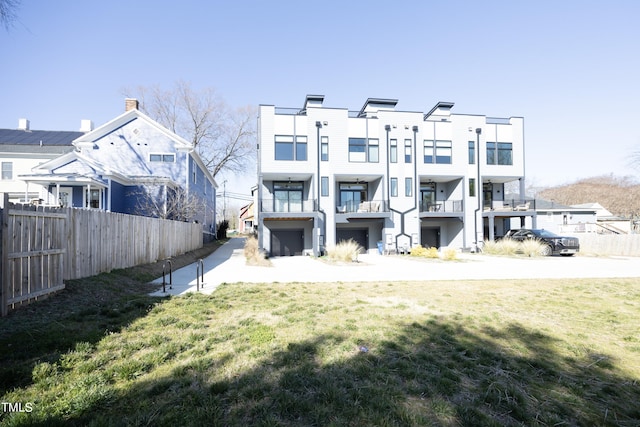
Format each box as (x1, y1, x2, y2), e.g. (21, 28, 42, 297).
(162, 259, 173, 292)
(196, 259, 204, 291)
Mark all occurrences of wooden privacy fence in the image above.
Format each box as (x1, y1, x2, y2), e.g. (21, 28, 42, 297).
(1, 194, 203, 316)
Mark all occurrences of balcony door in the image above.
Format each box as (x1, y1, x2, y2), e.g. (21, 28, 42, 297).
(274, 182, 303, 213)
(420, 182, 436, 211)
(339, 183, 367, 212)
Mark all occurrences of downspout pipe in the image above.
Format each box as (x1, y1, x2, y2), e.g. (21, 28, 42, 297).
(315, 121, 326, 257)
(474, 128, 482, 252)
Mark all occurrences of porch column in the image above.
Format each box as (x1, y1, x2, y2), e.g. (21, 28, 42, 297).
(56, 183, 60, 207)
(87, 183, 91, 208)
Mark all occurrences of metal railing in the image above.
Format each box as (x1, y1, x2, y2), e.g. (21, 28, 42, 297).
(260, 199, 318, 213)
(335, 199, 389, 214)
(419, 200, 464, 213)
(162, 259, 173, 292)
(196, 259, 204, 291)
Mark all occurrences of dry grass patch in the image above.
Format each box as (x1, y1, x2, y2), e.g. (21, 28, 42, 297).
(243, 235, 271, 266)
(325, 239, 363, 263)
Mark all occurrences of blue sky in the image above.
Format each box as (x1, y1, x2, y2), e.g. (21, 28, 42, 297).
(2, 0, 639, 195)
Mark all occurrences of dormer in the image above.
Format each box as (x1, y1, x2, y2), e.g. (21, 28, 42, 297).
(358, 98, 398, 118)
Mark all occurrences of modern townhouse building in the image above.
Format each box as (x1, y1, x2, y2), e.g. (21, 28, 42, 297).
(257, 95, 534, 256)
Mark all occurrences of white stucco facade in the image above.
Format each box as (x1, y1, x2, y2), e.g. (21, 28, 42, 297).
(257, 95, 531, 256)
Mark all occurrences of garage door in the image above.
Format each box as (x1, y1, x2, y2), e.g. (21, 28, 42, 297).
(271, 229, 304, 256)
(336, 229, 368, 251)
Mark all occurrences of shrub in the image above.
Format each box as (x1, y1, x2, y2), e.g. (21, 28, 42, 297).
(325, 239, 362, 262)
(216, 220, 229, 240)
(442, 248, 458, 261)
(244, 236, 271, 266)
(482, 238, 520, 256)
(409, 246, 429, 257)
(520, 239, 547, 257)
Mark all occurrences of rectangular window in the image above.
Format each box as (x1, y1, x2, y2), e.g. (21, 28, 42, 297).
(468, 141, 475, 164)
(368, 138, 379, 163)
(486, 142, 496, 165)
(349, 138, 379, 162)
(321, 136, 329, 161)
(390, 139, 397, 163)
(435, 140, 452, 164)
(486, 142, 513, 165)
(404, 139, 412, 163)
(192, 158, 197, 183)
(321, 176, 329, 197)
(348, 138, 366, 162)
(405, 177, 412, 197)
(390, 178, 398, 197)
(295, 136, 307, 161)
(423, 140, 434, 163)
(469, 178, 476, 197)
(275, 135, 294, 160)
(1, 162, 12, 180)
(498, 143, 513, 165)
(150, 153, 175, 162)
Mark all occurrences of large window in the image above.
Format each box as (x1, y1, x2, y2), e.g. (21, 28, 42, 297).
(390, 139, 397, 163)
(1, 162, 12, 180)
(486, 142, 513, 165)
(274, 182, 303, 212)
(349, 138, 379, 162)
(404, 139, 412, 163)
(423, 140, 452, 164)
(321, 136, 329, 161)
(390, 178, 398, 197)
(275, 135, 307, 161)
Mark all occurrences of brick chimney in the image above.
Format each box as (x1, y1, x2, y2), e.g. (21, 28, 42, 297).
(125, 98, 139, 111)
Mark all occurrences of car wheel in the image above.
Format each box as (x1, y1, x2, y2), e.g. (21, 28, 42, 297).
(541, 245, 552, 256)
(560, 253, 575, 257)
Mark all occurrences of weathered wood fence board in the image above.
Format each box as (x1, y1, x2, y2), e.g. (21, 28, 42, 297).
(2, 194, 203, 316)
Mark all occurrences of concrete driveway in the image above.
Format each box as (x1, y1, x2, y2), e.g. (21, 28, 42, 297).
(150, 237, 640, 296)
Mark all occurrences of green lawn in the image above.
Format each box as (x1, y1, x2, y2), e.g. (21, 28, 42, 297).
(1, 266, 639, 426)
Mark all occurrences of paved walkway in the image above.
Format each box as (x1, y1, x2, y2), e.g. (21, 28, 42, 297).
(150, 237, 640, 296)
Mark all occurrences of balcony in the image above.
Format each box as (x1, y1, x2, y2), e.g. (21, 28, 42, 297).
(484, 199, 536, 212)
(260, 199, 318, 213)
(335, 199, 389, 214)
(419, 200, 464, 213)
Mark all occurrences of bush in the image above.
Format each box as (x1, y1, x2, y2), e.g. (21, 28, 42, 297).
(520, 239, 547, 257)
(442, 248, 458, 261)
(482, 238, 520, 255)
(325, 239, 362, 262)
(244, 236, 271, 266)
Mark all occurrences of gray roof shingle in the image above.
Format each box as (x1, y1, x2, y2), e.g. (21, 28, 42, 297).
(0, 129, 83, 146)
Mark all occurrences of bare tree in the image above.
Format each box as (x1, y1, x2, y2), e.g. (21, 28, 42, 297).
(0, 0, 20, 30)
(133, 184, 204, 222)
(125, 81, 256, 178)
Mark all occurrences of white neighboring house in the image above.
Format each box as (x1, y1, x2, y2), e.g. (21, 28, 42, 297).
(257, 95, 531, 256)
(0, 119, 86, 203)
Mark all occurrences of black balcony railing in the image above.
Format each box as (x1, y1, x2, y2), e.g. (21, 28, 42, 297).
(260, 199, 317, 213)
(485, 199, 536, 211)
(419, 200, 464, 213)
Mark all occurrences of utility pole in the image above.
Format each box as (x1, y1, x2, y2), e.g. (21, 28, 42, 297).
(222, 180, 227, 220)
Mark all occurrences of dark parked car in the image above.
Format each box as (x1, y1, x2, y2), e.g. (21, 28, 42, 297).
(505, 229, 580, 256)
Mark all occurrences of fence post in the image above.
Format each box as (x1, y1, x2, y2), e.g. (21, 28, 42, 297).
(196, 259, 204, 291)
(1, 193, 9, 316)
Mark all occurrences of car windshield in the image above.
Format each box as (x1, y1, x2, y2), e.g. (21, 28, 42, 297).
(533, 229, 558, 238)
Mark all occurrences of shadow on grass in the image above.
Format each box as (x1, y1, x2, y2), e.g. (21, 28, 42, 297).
(12, 315, 639, 426)
(0, 271, 164, 396)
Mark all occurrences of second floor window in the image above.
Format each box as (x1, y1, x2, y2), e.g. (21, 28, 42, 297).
(468, 141, 475, 164)
(274, 182, 303, 212)
(390, 178, 398, 197)
(1, 162, 12, 180)
(405, 177, 413, 197)
(486, 142, 513, 165)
